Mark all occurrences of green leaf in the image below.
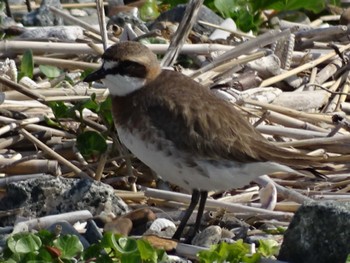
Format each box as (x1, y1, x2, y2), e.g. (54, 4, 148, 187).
(250, 0, 340, 13)
(113, 236, 138, 254)
(97, 97, 114, 129)
(75, 97, 99, 113)
(48, 101, 75, 120)
(121, 253, 142, 263)
(36, 230, 56, 246)
(257, 239, 279, 257)
(44, 116, 62, 129)
(213, 0, 340, 31)
(39, 65, 61, 78)
(1, 258, 18, 263)
(76, 131, 108, 159)
(214, 0, 234, 18)
(21, 251, 44, 262)
(198, 240, 260, 263)
(101, 233, 139, 260)
(53, 235, 83, 259)
(19, 49, 34, 80)
(7, 233, 42, 254)
(140, 0, 160, 21)
(36, 247, 54, 261)
(137, 239, 158, 263)
(83, 243, 114, 263)
(242, 253, 261, 263)
(213, 0, 259, 32)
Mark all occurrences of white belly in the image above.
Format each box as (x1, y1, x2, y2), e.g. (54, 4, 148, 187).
(117, 126, 293, 192)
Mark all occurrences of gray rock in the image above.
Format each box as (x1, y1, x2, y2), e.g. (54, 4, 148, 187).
(84, 219, 103, 244)
(19, 26, 84, 41)
(70, 8, 88, 17)
(22, 0, 63, 26)
(191, 225, 222, 247)
(0, 226, 13, 253)
(0, 176, 129, 226)
(108, 12, 149, 33)
(8, 0, 23, 4)
(144, 218, 176, 238)
(149, 5, 223, 36)
(278, 201, 350, 263)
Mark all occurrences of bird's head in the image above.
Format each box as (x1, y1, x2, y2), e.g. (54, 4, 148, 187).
(84, 41, 161, 96)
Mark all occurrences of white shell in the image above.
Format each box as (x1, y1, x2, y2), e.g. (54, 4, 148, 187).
(210, 18, 237, 40)
(149, 218, 176, 232)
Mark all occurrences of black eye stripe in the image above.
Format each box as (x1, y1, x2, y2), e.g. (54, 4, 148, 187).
(104, 60, 147, 78)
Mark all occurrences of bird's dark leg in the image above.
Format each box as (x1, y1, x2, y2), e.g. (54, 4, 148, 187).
(172, 189, 200, 240)
(186, 190, 208, 243)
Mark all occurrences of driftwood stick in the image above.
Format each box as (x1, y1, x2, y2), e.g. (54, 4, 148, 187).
(0, 159, 60, 176)
(32, 56, 100, 70)
(16, 210, 93, 231)
(257, 125, 330, 139)
(10, 2, 107, 10)
(19, 128, 91, 180)
(0, 76, 46, 102)
(244, 99, 333, 124)
(145, 188, 294, 220)
(260, 42, 350, 87)
(160, 0, 204, 67)
(4, 87, 105, 100)
(191, 29, 291, 78)
(0, 41, 233, 55)
(264, 110, 329, 132)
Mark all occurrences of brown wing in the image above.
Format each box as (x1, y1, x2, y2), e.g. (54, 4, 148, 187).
(133, 70, 267, 161)
(131, 70, 330, 169)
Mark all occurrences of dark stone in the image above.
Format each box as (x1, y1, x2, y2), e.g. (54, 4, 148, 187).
(191, 225, 222, 247)
(84, 219, 103, 244)
(278, 201, 350, 263)
(18, 26, 83, 41)
(22, 0, 63, 26)
(149, 5, 223, 35)
(108, 13, 149, 33)
(0, 176, 129, 227)
(0, 226, 13, 253)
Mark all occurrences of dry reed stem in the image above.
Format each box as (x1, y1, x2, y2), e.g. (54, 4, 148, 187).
(260, 42, 350, 87)
(19, 128, 91, 180)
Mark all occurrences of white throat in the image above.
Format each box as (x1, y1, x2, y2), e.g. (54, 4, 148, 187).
(102, 60, 146, 96)
(102, 74, 146, 96)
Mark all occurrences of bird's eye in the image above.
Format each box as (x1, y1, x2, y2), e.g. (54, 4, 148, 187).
(116, 60, 148, 78)
(101, 60, 147, 78)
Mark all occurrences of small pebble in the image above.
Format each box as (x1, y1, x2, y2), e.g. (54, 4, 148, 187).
(70, 8, 88, 17)
(191, 225, 222, 247)
(144, 218, 176, 238)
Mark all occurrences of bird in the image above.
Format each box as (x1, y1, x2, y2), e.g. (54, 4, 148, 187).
(84, 41, 327, 241)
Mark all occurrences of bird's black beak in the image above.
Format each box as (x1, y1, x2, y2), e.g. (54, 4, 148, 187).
(84, 67, 106, 82)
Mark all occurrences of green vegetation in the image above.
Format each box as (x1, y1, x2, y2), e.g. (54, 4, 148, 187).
(0, 231, 168, 263)
(0, 231, 83, 263)
(157, 0, 341, 31)
(48, 94, 113, 160)
(9, 0, 344, 262)
(1, 231, 282, 263)
(19, 49, 33, 80)
(39, 65, 61, 79)
(198, 239, 279, 263)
